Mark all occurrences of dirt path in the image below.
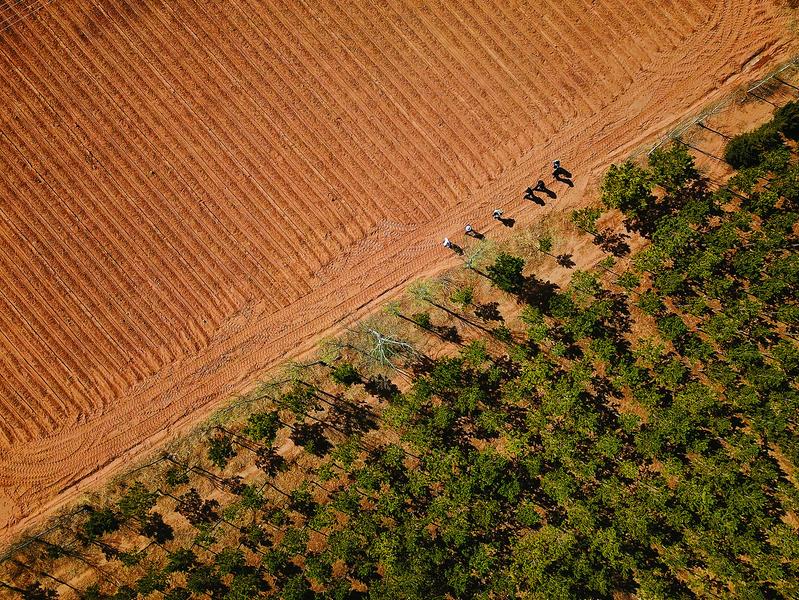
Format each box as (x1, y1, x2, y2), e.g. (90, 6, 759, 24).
(0, 0, 795, 545)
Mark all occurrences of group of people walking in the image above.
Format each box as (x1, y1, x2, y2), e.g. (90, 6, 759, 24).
(443, 160, 569, 250)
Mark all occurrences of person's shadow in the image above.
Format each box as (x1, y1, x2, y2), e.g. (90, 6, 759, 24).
(553, 167, 574, 187)
(467, 231, 485, 240)
(523, 187, 546, 206)
(534, 180, 557, 199)
(449, 243, 464, 255)
(498, 217, 515, 228)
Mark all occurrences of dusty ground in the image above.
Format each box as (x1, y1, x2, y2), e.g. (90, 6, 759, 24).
(0, 0, 795, 545)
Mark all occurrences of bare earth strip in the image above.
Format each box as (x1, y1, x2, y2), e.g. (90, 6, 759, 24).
(0, 0, 794, 543)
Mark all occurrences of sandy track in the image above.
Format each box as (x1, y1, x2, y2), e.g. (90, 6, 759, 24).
(0, 0, 794, 543)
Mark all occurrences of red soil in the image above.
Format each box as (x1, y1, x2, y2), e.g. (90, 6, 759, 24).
(0, 0, 794, 544)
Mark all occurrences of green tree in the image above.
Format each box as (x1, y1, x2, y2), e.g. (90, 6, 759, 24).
(774, 100, 799, 140)
(487, 253, 525, 294)
(186, 565, 224, 596)
(82, 507, 120, 539)
(136, 568, 167, 595)
(648, 143, 699, 192)
(117, 482, 157, 520)
(724, 123, 784, 169)
(570, 207, 602, 235)
(450, 286, 474, 307)
(165, 548, 198, 573)
(244, 410, 281, 444)
(215, 548, 246, 576)
(600, 161, 653, 215)
(226, 573, 263, 600)
(208, 434, 236, 469)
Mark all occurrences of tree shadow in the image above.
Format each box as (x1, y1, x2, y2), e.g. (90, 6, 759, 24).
(329, 399, 378, 435)
(604, 292, 634, 337)
(435, 324, 462, 343)
(474, 301, 504, 322)
(255, 447, 287, 477)
(492, 354, 521, 379)
(518, 275, 560, 309)
(409, 354, 436, 376)
(594, 228, 631, 257)
(290, 422, 332, 456)
(364, 374, 400, 400)
(556, 253, 575, 268)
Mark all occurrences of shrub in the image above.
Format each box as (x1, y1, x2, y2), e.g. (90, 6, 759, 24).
(724, 123, 784, 169)
(331, 362, 361, 386)
(774, 100, 799, 140)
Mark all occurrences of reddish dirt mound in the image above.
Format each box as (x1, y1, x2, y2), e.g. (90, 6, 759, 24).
(0, 0, 794, 543)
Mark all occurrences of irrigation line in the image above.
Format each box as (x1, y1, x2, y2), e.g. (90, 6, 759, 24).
(0, 507, 89, 564)
(747, 90, 778, 107)
(673, 138, 725, 162)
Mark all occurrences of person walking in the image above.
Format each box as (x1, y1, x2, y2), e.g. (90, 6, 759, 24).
(443, 237, 453, 248)
(493, 209, 503, 220)
(465, 224, 475, 236)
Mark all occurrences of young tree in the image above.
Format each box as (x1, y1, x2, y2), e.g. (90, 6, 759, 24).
(117, 482, 157, 520)
(244, 410, 281, 445)
(570, 207, 602, 236)
(207, 433, 236, 469)
(82, 507, 120, 540)
(331, 362, 361, 386)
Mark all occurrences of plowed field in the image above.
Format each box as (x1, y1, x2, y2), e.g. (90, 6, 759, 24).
(0, 0, 794, 543)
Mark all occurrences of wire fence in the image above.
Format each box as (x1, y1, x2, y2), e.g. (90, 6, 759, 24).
(630, 54, 799, 160)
